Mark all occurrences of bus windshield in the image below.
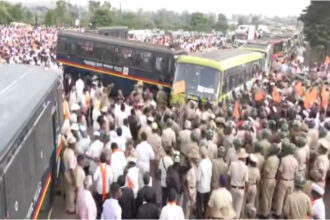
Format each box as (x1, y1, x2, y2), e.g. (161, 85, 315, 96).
(174, 63, 220, 100)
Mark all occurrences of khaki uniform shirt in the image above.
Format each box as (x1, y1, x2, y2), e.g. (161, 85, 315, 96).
(208, 187, 235, 219)
(283, 190, 311, 219)
(178, 130, 192, 156)
(262, 155, 280, 179)
(228, 160, 248, 187)
(313, 154, 329, 182)
(74, 165, 86, 189)
(207, 140, 218, 160)
(255, 152, 265, 171)
(294, 147, 308, 174)
(260, 139, 271, 157)
(161, 127, 176, 149)
(307, 129, 319, 150)
(248, 166, 260, 185)
(211, 158, 228, 189)
(148, 132, 163, 160)
(278, 154, 299, 180)
(63, 148, 77, 184)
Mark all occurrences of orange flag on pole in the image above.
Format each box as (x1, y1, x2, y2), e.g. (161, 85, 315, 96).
(272, 87, 280, 103)
(303, 89, 311, 109)
(321, 85, 328, 110)
(309, 87, 318, 103)
(254, 90, 264, 101)
(233, 101, 239, 119)
(295, 81, 303, 98)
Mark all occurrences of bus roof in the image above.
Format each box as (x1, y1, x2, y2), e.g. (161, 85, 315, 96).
(96, 26, 128, 30)
(177, 49, 263, 71)
(0, 64, 58, 160)
(241, 41, 270, 53)
(59, 31, 185, 55)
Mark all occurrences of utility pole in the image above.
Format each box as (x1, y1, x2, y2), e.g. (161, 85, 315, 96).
(119, 2, 122, 17)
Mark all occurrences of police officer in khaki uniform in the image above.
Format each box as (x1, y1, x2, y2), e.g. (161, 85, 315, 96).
(211, 146, 228, 189)
(161, 118, 177, 150)
(74, 154, 86, 190)
(184, 147, 199, 219)
(273, 143, 298, 217)
(294, 136, 309, 178)
(246, 154, 260, 207)
(63, 136, 78, 214)
(310, 138, 330, 189)
(259, 145, 280, 218)
(228, 148, 249, 218)
(260, 130, 271, 157)
(283, 174, 311, 219)
(156, 85, 168, 106)
(178, 120, 192, 156)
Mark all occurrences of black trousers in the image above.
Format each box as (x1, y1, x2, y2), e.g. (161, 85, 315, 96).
(161, 187, 168, 207)
(196, 191, 210, 219)
(95, 193, 109, 219)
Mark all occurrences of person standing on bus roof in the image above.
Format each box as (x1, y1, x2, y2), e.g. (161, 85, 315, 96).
(63, 135, 78, 214)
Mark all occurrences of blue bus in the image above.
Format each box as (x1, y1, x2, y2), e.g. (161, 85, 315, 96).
(57, 31, 185, 95)
(0, 64, 63, 219)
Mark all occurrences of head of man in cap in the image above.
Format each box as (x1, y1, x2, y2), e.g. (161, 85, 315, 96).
(295, 136, 306, 148)
(217, 146, 226, 159)
(237, 148, 248, 161)
(67, 135, 77, 149)
(294, 174, 306, 190)
(233, 138, 242, 152)
(248, 153, 258, 167)
(318, 138, 329, 155)
(311, 183, 324, 203)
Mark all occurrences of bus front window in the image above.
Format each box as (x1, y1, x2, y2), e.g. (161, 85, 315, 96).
(174, 63, 220, 100)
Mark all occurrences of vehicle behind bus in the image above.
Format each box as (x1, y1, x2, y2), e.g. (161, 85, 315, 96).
(56, 31, 185, 95)
(241, 40, 273, 73)
(234, 25, 256, 46)
(171, 49, 264, 105)
(0, 65, 63, 219)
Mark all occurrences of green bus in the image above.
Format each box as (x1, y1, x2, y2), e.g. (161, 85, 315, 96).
(171, 49, 264, 104)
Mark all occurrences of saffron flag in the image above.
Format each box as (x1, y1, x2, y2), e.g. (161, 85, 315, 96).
(233, 101, 239, 119)
(272, 87, 280, 103)
(254, 90, 264, 101)
(321, 85, 328, 110)
(295, 81, 303, 98)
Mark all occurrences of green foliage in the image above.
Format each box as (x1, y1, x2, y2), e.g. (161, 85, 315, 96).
(213, 13, 228, 32)
(44, 9, 56, 26)
(89, 1, 112, 28)
(299, 1, 330, 56)
(190, 12, 213, 32)
(0, 2, 32, 24)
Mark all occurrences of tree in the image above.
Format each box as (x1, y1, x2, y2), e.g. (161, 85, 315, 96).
(190, 12, 213, 32)
(214, 13, 228, 32)
(251, 15, 260, 27)
(299, 1, 330, 56)
(89, 1, 112, 27)
(44, 9, 56, 26)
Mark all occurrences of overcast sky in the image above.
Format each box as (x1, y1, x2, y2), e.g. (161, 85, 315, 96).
(18, 0, 311, 17)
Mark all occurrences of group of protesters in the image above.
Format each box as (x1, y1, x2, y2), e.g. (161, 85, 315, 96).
(58, 41, 330, 219)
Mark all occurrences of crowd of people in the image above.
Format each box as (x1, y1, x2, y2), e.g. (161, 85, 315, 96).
(58, 46, 330, 219)
(0, 25, 61, 72)
(2, 24, 330, 220)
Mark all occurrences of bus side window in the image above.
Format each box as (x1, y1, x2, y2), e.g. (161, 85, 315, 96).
(103, 45, 114, 63)
(154, 55, 167, 73)
(93, 43, 104, 60)
(78, 41, 93, 58)
(119, 48, 132, 66)
(58, 37, 66, 53)
(132, 50, 152, 70)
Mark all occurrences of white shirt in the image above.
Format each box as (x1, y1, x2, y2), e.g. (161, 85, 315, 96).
(110, 151, 127, 182)
(312, 198, 325, 220)
(93, 163, 113, 195)
(197, 158, 212, 193)
(110, 136, 126, 152)
(86, 139, 104, 174)
(121, 125, 132, 142)
(159, 203, 185, 220)
(135, 141, 155, 173)
(115, 110, 128, 128)
(126, 166, 139, 197)
(158, 155, 174, 187)
(101, 198, 122, 220)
